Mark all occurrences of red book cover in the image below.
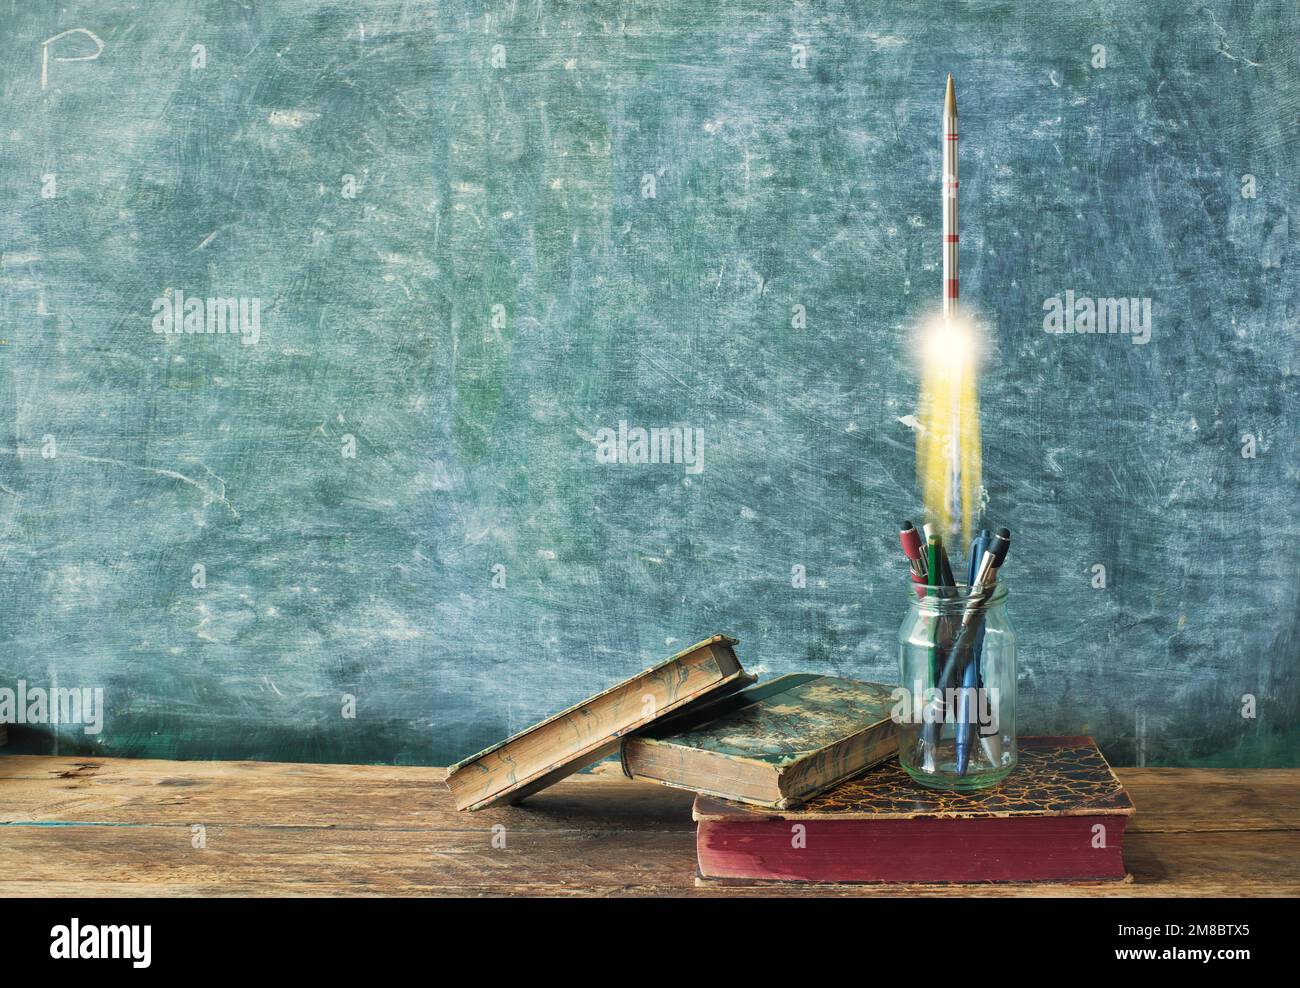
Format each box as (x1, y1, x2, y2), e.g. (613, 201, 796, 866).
(694, 736, 1134, 885)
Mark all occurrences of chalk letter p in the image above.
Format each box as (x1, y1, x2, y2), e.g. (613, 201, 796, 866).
(41, 28, 105, 90)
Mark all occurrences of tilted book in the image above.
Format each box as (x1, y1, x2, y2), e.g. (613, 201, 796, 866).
(694, 736, 1135, 884)
(621, 673, 899, 809)
(445, 634, 755, 811)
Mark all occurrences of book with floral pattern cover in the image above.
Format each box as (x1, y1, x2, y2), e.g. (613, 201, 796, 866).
(693, 735, 1135, 884)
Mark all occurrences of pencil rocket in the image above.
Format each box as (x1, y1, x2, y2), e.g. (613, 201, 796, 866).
(943, 73, 959, 320)
(942, 74, 961, 526)
(916, 74, 981, 544)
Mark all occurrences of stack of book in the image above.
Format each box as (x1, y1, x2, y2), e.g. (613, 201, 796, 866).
(446, 635, 1133, 884)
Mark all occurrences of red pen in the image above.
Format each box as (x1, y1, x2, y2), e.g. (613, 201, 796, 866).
(899, 520, 928, 598)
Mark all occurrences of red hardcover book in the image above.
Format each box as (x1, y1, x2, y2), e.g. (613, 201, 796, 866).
(694, 736, 1134, 885)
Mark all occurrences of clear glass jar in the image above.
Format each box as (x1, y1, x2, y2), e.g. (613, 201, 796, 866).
(896, 581, 1016, 789)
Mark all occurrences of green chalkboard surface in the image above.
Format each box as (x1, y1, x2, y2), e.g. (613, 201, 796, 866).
(1, 1, 1296, 767)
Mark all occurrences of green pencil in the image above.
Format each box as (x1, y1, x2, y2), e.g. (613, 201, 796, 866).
(926, 536, 944, 689)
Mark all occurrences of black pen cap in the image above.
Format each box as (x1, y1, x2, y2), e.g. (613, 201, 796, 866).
(989, 528, 1011, 567)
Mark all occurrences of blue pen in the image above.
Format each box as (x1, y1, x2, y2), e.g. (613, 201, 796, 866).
(956, 529, 990, 775)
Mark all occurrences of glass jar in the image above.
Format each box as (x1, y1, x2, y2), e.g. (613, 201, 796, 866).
(896, 580, 1016, 789)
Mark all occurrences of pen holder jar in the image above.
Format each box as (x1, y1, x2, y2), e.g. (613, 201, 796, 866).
(896, 581, 1016, 790)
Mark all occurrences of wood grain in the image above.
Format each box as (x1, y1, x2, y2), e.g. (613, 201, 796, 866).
(0, 756, 1296, 896)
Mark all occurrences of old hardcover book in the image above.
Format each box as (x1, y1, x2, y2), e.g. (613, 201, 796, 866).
(695, 736, 1134, 884)
(446, 634, 755, 811)
(621, 673, 899, 809)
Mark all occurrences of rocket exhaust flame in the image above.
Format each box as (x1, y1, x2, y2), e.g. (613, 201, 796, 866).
(916, 74, 982, 545)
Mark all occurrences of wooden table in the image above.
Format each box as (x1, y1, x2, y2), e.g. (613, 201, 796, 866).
(1, 756, 1295, 896)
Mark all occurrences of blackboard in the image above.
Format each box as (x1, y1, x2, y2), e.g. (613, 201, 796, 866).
(1, 1, 1295, 767)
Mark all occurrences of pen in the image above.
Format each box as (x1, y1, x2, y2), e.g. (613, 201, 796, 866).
(956, 529, 990, 775)
(920, 531, 959, 770)
(899, 520, 928, 598)
(940, 529, 1009, 694)
(920, 528, 1011, 759)
(925, 536, 945, 690)
(973, 528, 1011, 769)
(922, 523, 957, 588)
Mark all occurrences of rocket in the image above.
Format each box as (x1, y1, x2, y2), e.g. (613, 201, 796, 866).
(942, 74, 959, 320)
(942, 73, 962, 532)
(917, 73, 981, 545)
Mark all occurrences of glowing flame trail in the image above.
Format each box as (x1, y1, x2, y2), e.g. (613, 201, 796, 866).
(916, 75, 982, 546)
(917, 316, 982, 545)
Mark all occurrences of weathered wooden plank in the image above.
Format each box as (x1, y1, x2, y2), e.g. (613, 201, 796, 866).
(4, 757, 1297, 836)
(0, 755, 442, 784)
(0, 757, 702, 832)
(1, 757, 1296, 897)
(0, 826, 1295, 897)
(1123, 772, 1300, 834)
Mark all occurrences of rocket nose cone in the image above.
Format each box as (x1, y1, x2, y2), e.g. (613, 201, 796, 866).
(945, 74, 956, 115)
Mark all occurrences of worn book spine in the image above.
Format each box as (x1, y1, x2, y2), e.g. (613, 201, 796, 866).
(624, 725, 898, 809)
(776, 721, 898, 807)
(696, 814, 1131, 884)
(622, 675, 898, 808)
(446, 635, 751, 811)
